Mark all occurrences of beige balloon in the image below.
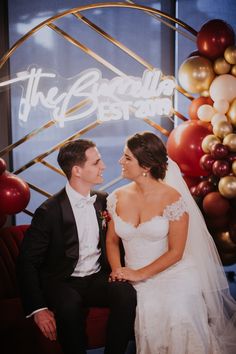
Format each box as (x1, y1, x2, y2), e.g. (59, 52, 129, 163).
(201, 134, 221, 153)
(227, 98, 236, 127)
(223, 133, 236, 152)
(214, 57, 231, 75)
(219, 176, 236, 198)
(213, 121, 233, 139)
(210, 74, 236, 102)
(231, 65, 236, 77)
(178, 56, 215, 94)
(224, 45, 236, 65)
(232, 161, 236, 175)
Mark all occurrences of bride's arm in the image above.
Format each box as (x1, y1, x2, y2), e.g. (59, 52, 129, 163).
(121, 212, 189, 282)
(106, 218, 124, 281)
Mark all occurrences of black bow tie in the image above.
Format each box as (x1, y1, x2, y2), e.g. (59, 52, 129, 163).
(75, 195, 97, 208)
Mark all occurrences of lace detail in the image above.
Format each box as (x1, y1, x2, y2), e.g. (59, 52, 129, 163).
(107, 192, 117, 218)
(163, 197, 188, 221)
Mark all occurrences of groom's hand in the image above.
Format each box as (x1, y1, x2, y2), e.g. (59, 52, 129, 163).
(34, 309, 57, 341)
(109, 267, 126, 282)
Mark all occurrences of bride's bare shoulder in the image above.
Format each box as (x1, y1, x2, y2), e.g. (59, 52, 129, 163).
(160, 182, 182, 203)
(112, 183, 134, 198)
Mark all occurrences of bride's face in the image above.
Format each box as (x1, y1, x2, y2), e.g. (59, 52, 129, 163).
(119, 146, 145, 180)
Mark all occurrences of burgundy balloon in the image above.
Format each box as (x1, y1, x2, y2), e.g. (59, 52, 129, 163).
(212, 160, 231, 177)
(0, 173, 30, 215)
(202, 191, 230, 217)
(196, 180, 215, 197)
(200, 154, 215, 172)
(228, 153, 236, 163)
(0, 158, 7, 175)
(210, 143, 229, 159)
(197, 19, 235, 60)
(167, 120, 212, 177)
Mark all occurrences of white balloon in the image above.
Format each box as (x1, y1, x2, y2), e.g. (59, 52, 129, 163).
(211, 113, 228, 126)
(213, 99, 230, 114)
(197, 104, 215, 121)
(210, 74, 236, 103)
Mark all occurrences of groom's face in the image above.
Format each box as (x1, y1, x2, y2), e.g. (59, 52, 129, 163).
(77, 147, 106, 186)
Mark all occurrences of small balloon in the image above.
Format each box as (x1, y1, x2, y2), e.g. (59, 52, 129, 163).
(218, 175, 236, 198)
(196, 180, 215, 197)
(211, 113, 228, 126)
(188, 96, 213, 120)
(232, 160, 236, 175)
(213, 120, 233, 139)
(227, 98, 236, 127)
(213, 99, 229, 114)
(223, 133, 236, 152)
(213, 57, 231, 75)
(0, 158, 7, 175)
(200, 154, 215, 172)
(224, 45, 236, 65)
(210, 143, 229, 159)
(210, 74, 236, 103)
(197, 104, 215, 122)
(201, 134, 221, 153)
(178, 56, 215, 94)
(212, 160, 231, 177)
(231, 65, 236, 77)
(213, 230, 236, 252)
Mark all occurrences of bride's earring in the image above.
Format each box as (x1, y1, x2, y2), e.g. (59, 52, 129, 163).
(142, 172, 148, 177)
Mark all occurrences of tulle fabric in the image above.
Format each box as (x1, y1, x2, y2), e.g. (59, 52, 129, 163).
(165, 158, 236, 354)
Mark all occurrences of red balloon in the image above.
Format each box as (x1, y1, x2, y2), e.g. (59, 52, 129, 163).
(196, 180, 215, 197)
(0, 214, 7, 228)
(167, 120, 212, 177)
(210, 143, 229, 159)
(197, 19, 235, 60)
(212, 160, 231, 177)
(183, 175, 202, 188)
(202, 191, 230, 217)
(200, 154, 215, 172)
(0, 158, 7, 175)
(0, 173, 30, 215)
(188, 96, 214, 120)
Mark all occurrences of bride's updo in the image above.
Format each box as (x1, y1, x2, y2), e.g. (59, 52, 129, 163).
(127, 132, 168, 180)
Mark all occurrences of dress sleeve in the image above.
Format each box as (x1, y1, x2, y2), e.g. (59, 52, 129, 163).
(107, 192, 117, 219)
(163, 197, 188, 221)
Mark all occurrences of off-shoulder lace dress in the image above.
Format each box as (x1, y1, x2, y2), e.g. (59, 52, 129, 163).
(107, 192, 221, 354)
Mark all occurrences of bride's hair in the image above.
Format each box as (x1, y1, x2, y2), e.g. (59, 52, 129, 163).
(127, 131, 168, 180)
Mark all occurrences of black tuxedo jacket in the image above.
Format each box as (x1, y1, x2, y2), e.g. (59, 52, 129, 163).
(17, 188, 109, 316)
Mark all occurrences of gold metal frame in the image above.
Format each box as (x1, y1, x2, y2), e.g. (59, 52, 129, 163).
(0, 1, 197, 216)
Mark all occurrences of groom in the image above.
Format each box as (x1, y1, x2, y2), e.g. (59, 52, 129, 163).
(17, 139, 136, 354)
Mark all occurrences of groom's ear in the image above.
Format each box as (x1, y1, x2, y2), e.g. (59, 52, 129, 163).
(72, 165, 82, 177)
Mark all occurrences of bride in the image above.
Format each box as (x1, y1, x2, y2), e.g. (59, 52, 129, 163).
(106, 131, 236, 354)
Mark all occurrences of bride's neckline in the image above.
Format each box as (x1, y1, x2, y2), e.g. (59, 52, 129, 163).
(115, 213, 165, 229)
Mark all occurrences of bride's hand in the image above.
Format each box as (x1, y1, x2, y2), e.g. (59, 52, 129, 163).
(109, 267, 126, 282)
(119, 267, 144, 282)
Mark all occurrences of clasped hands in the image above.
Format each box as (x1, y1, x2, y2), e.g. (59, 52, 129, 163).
(109, 267, 144, 282)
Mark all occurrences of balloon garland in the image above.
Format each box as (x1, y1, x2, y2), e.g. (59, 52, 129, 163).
(167, 19, 236, 265)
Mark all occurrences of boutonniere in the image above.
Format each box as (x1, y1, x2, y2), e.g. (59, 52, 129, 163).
(100, 210, 111, 229)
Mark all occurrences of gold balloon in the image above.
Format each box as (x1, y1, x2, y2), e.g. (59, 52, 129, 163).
(178, 56, 215, 94)
(232, 161, 236, 175)
(213, 121, 233, 139)
(223, 133, 236, 152)
(227, 98, 236, 127)
(214, 57, 231, 75)
(201, 134, 221, 153)
(219, 176, 236, 198)
(224, 45, 236, 65)
(231, 65, 236, 77)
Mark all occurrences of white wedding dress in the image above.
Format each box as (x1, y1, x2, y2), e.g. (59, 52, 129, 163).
(107, 184, 236, 354)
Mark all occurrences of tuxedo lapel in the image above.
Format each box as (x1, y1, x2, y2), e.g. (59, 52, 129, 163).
(58, 189, 79, 261)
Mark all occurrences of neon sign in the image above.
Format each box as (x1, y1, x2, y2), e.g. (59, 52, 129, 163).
(0, 67, 175, 126)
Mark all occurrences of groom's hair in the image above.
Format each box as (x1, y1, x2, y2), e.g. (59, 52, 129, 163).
(57, 139, 96, 179)
(127, 131, 168, 180)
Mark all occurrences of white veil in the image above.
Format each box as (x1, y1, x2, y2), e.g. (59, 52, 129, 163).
(165, 158, 236, 354)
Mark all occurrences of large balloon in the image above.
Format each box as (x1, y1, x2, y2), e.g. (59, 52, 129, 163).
(197, 19, 235, 60)
(209, 74, 236, 103)
(178, 56, 215, 94)
(202, 191, 230, 217)
(188, 96, 213, 120)
(167, 120, 212, 176)
(0, 173, 30, 214)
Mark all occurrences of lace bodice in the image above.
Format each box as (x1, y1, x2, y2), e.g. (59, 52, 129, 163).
(107, 192, 188, 270)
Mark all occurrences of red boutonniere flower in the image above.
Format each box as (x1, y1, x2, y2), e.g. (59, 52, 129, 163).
(100, 210, 111, 229)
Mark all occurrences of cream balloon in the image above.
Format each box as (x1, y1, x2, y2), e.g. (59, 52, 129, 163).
(213, 99, 229, 114)
(178, 56, 215, 94)
(223, 133, 236, 152)
(227, 98, 236, 127)
(211, 113, 228, 126)
(209, 74, 236, 102)
(213, 121, 233, 139)
(201, 134, 221, 153)
(219, 176, 236, 199)
(197, 104, 215, 122)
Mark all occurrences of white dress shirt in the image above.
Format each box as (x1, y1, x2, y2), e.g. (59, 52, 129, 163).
(66, 182, 101, 277)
